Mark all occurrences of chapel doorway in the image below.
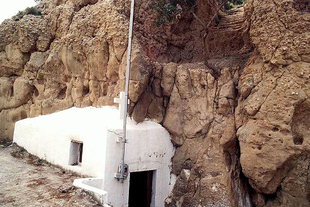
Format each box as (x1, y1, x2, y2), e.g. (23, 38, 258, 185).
(128, 170, 155, 207)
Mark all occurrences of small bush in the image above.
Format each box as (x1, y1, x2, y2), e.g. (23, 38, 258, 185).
(150, 0, 181, 26)
(224, 1, 234, 10)
(12, 6, 42, 21)
(25, 7, 42, 16)
(150, 0, 197, 26)
(232, 0, 245, 5)
(224, 0, 246, 10)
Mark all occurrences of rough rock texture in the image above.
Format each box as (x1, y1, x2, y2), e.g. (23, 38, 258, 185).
(164, 62, 251, 207)
(0, 0, 309, 206)
(236, 0, 310, 206)
(0, 0, 130, 139)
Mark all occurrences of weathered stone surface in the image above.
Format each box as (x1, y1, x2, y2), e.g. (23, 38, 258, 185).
(0, 0, 309, 206)
(132, 91, 153, 123)
(163, 61, 249, 207)
(0, 105, 29, 139)
(236, 0, 310, 205)
(237, 60, 310, 202)
(247, 0, 310, 64)
(164, 63, 214, 138)
(0, 0, 131, 138)
(128, 46, 152, 103)
(147, 96, 164, 123)
(0, 77, 33, 111)
(161, 63, 177, 96)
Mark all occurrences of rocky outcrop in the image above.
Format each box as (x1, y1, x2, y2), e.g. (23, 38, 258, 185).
(0, 0, 309, 206)
(0, 0, 131, 139)
(163, 63, 249, 207)
(236, 0, 310, 206)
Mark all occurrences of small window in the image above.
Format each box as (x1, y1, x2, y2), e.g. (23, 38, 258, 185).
(69, 141, 83, 166)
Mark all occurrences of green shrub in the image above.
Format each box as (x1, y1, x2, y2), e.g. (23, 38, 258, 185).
(151, 0, 245, 24)
(150, 0, 197, 26)
(224, 0, 246, 10)
(25, 7, 42, 16)
(150, 0, 180, 25)
(224, 1, 234, 10)
(12, 6, 42, 21)
(231, 0, 245, 5)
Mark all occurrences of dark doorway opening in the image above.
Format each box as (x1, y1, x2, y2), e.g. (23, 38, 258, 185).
(129, 171, 154, 207)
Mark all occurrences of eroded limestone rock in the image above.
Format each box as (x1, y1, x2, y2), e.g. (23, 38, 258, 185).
(0, 0, 309, 206)
(236, 0, 310, 205)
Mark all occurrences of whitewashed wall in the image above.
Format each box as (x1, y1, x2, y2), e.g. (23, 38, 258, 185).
(13, 107, 175, 207)
(104, 123, 175, 207)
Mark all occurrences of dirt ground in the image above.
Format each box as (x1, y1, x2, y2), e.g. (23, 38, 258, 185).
(0, 144, 101, 207)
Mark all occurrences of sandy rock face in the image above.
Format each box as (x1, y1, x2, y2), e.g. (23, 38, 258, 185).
(164, 64, 248, 207)
(0, 0, 131, 138)
(236, 0, 310, 206)
(0, 0, 168, 139)
(164, 63, 215, 140)
(0, 0, 309, 206)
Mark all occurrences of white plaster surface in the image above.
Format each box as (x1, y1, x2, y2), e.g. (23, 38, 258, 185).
(13, 107, 175, 207)
(73, 178, 108, 206)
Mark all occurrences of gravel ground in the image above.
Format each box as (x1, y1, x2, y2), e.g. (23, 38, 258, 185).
(0, 144, 101, 207)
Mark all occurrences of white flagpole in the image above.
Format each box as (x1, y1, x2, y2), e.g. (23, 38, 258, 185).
(118, 0, 135, 183)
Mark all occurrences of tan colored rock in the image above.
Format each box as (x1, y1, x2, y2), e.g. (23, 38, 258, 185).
(0, 105, 29, 139)
(164, 61, 249, 206)
(131, 92, 152, 123)
(0, 77, 33, 111)
(0, 0, 309, 206)
(0, 0, 132, 139)
(163, 85, 184, 138)
(128, 46, 152, 103)
(0, 77, 13, 98)
(161, 63, 177, 96)
(247, 0, 310, 64)
(265, 154, 310, 207)
(164, 63, 217, 138)
(147, 97, 164, 123)
(0, 44, 29, 76)
(151, 78, 162, 97)
(236, 1, 310, 205)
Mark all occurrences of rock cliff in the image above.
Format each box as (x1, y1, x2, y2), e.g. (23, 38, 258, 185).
(0, 0, 309, 206)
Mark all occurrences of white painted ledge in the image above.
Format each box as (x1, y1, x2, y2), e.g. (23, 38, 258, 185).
(73, 178, 110, 207)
